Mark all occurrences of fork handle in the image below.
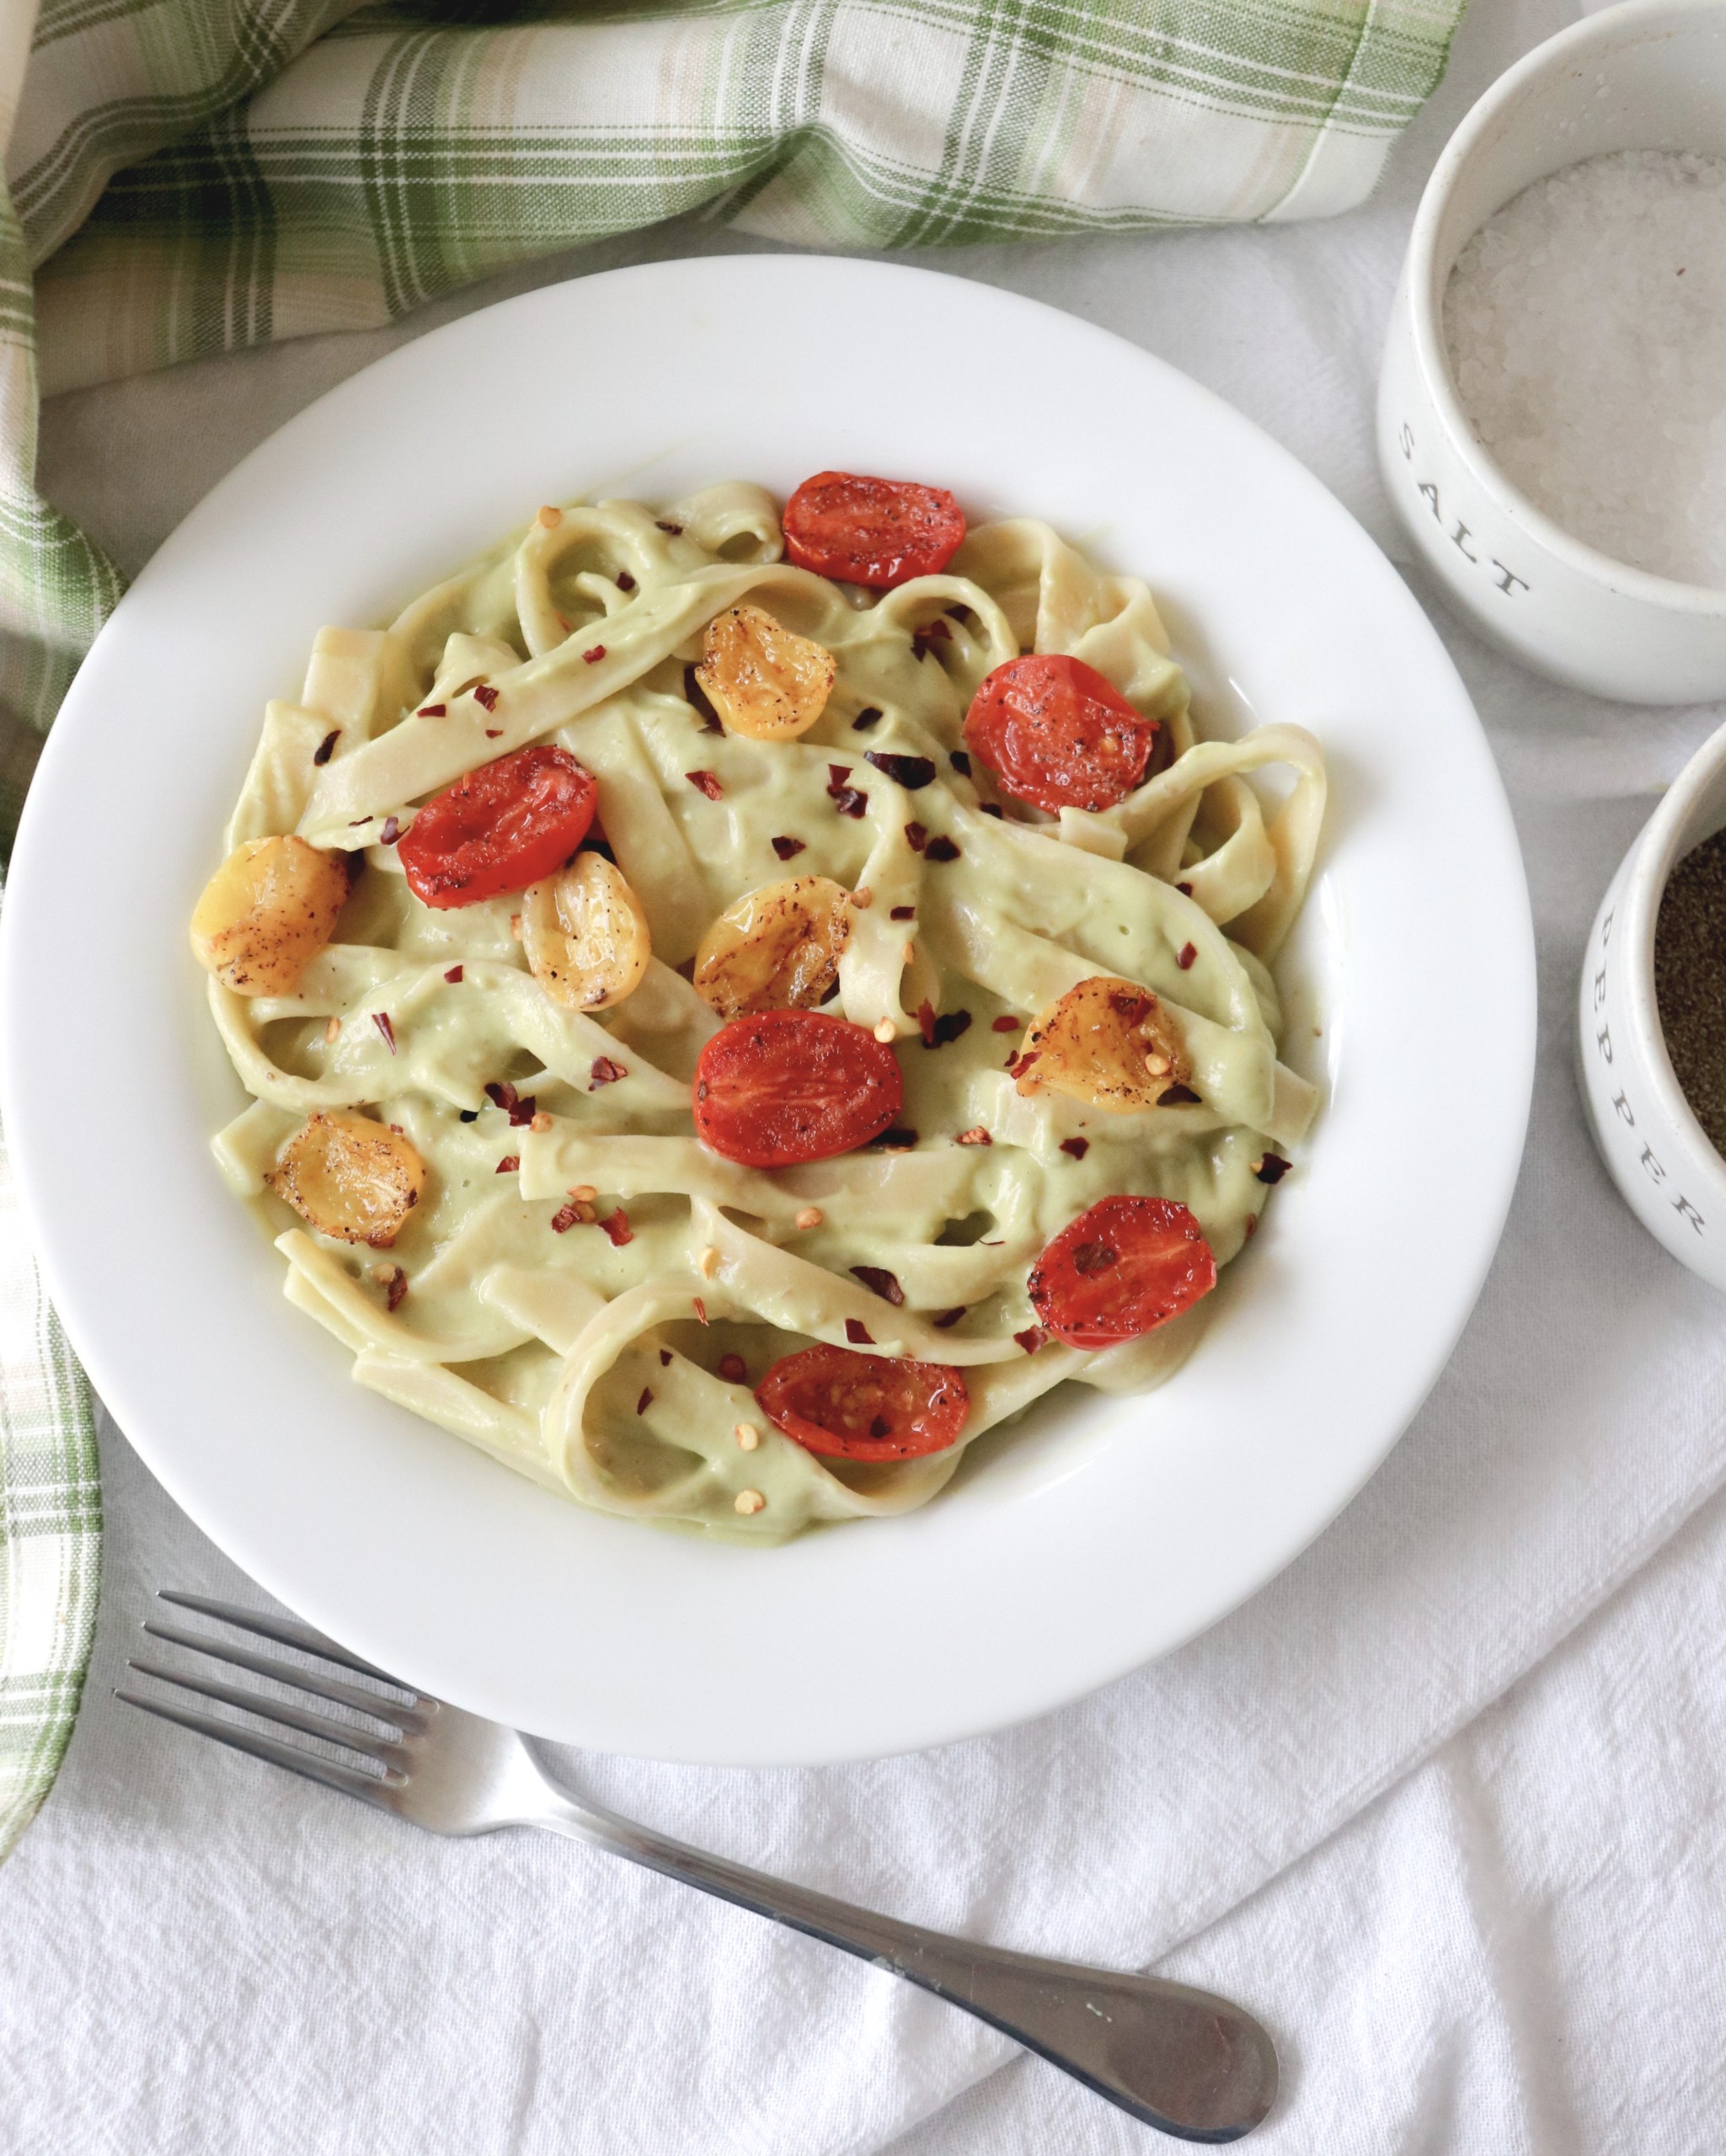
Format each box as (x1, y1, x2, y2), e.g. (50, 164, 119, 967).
(532, 1776, 1275, 2142)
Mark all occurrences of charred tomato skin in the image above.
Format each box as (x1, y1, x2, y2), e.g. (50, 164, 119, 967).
(963, 654, 1157, 815)
(1028, 1194, 1216, 1348)
(756, 1344, 968, 1460)
(398, 744, 597, 908)
(783, 472, 966, 590)
(692, 1009, 903, 1167)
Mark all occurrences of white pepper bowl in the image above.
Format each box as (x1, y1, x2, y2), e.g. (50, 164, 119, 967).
(1379, 0, 1726, 704)
(1580, 718, 1726, 1283)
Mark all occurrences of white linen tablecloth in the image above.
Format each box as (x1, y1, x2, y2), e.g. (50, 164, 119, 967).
(8, 3, 1726, 2147)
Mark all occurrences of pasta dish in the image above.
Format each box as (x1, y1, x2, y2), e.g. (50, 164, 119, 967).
(192, 473, 1325, 1541)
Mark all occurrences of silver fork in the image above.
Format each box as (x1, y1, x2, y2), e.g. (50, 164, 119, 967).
(120, 1589, 1277, 2143)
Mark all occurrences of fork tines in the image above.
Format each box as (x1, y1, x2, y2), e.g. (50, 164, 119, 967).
(117, 1590, 423, 1809)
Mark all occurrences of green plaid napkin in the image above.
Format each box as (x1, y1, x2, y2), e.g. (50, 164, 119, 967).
(0, 0, 1462, 1855)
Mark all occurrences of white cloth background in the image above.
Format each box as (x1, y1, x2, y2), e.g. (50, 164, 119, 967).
(6, 2, 1724, 2148)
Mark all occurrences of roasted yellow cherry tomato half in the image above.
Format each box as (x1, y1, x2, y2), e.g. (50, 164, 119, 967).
(1012, 975, 1192, 1113)
(694, 604, 835, 740)
(692, 875, 851, 1020)
(266, 1109, 427, 1247)
(190, 835, 350, 996)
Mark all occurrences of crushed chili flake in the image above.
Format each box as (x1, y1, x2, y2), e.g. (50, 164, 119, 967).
(656, 520, 683, 534)
(916, 999, 938, 1047)
(473, 683, 500, 712)
(616, 570, 636, 592)
(991, 1014, 1021, 1033)
(484, 1081, 520, 1113)
(1253, 1153, 1291, 1185)
(382, 1266, 408, 1312)
(598, 1209, 633, 1246)
(948, 750, 972, 777)
(1244, 1213, 1258, 1239)
(583, 645, 607, 664)
(659, 1348, 672, 1366)
(771, 835, 806, 861)
(925, 835, 960, 863)
(874, 1128, 919, 1150)
(852, 707, 884, 732)
(693, 1297, 709, 1325)
(851, 1266, 905, 1306)
(925, 1010, 971, 1050)
(506, 1094, 538, 1128)
(636, 1387, 653, 1415)
(415, 703, 446, 718)
(379, 815, 401, 847)
(932, 1306, 967, 1329)
(890, 905, 916, 921)
(484, 728, 503, 739)
(1176, 880, 1194, 896)
(350, 817, 372, 827)
(443, 964, 463, 984)
(373, 1011, 398, 1054)
(589, 1055, 628, 1089)
(905, 821, 928, 853)
(495, 1155, 520, 1174)
(1059, 1136, 1090, 1160)
(550, 1203, 582, 1233)
(1178, 942, 1197, 970)
(718, 1352, 748, 1384)
(1014, 1326, 1049, 1355)
(913, 618, 953, 652)
(1159, 1084, 1200, 1106)
(1007, 1050, 1039, 1081)
(865, 751, 937, 789)
(313, 729, 339, 765)
(831, 785, 868, 819)
(845, 1318, 874, 1345)
(955, 1126, 992, 1146)
(686, 770, 724, 800)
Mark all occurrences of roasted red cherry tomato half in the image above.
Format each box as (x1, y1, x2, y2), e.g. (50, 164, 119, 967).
(783, 472, 966, 590)
(1028, 1195, 1216, 1349)
(756, 1344, 969, 1461)
(963, 654, 1157, 815)
(398, 744, 597, 909)
(693, 1010, 902, 1167)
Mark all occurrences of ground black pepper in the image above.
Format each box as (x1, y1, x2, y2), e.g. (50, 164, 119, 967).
(1656, 828, 1726, 1155)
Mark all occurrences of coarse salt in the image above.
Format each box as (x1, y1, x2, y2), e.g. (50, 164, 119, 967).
(1445, 150, 1726, 588)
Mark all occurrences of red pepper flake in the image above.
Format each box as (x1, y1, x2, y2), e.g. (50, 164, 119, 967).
(1178, 942, 1197, 970)
(636, 1387, 653, 1415)
(616, 570, 636, 592)
(416, 703, 446, 718)
(890, 905, 916, 921)
(659, 1348, 672, 1367)
(912, 619, 953, 655)
(1059, 1136, 1090, 1160)
(825, 765, 868, 819)
(484, 728, 503, 739)
(506, 1094, 537, 1128)
(373, 1011, 397, 1054)
(583, 645, 607, 664)
(948, 750, 972, 777)
(852, 707, 884, 732)
(686, 770, 724, 800)
(991, 1015, 1020, 1033)
(851, 1266, 905, 1307)
(443, 964, 463, 984)
(718, 1352, 748, 1384)
(313, 729, 339, 765)
(1244, 1212, 1258, 1239)
(550, 1202, 581, 1233)
(350, 817, 372, 826)
(931, 1306, 967, 1329)
(1007, 1050, 1039, 1081)
(484, 1081, 520, 1113)
(598, 1208, 633, 1246)
(905, 821, 928, 853)
(383, 1266, 408, 1312)
(495, 1155, 520, 1174)
(379, 815, 401, 847)
(954, 1126, 992, 1146)
(864, 751, 937, 789)
(772, 835, 806, 861)
(1253, 1153, 1290, 1185)
(845, 1318, 874, 1345)
(1177, 881, 1194, 896)
(917, 999, 938, 1047)
(925, 1010, 971, 1049)
(693, 1297, 708, 1325)
(925, 835, 960, 863)
(656, 520, 683, 535)
(473, 684, 500, 712)
(1013, 1326, 1049, 1355)
(589, 1054, 628, 1089)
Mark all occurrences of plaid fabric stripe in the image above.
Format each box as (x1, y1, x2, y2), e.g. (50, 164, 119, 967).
(0, 0, 1462, 1858)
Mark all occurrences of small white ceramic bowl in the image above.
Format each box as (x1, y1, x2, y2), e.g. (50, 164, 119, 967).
(1580, 718, 1726, 1282)
(1379, 0, 1726, 704)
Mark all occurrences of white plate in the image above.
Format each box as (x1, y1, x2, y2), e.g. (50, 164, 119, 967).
(0, 258, 1535, 1764)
